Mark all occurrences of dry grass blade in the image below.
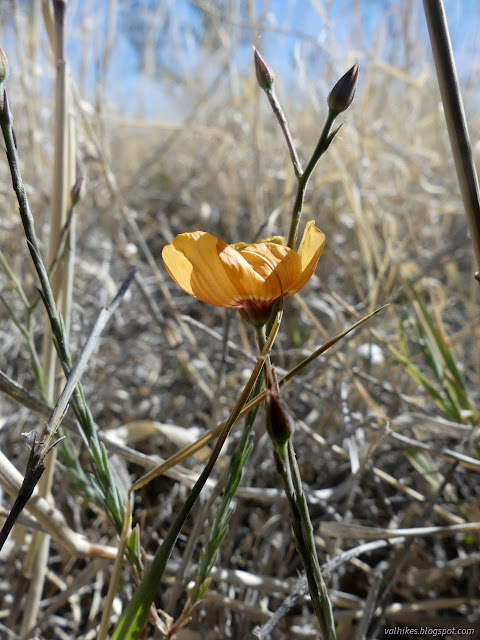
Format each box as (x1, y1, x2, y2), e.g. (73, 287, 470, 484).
(320, 521, 480, 540)
(97, 497, 132, 640)
(130, 305, 387, 488)
(130, 301, 284, 493)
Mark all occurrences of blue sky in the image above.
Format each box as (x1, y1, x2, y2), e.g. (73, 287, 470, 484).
(2, 1, 480, 120)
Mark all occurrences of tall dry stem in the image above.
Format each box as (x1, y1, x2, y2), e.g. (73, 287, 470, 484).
(20, 1, 76, 635)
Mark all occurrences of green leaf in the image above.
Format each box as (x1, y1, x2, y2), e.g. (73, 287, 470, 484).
(111, 446, 218, 638)
(408, 281, 468, 396)
(197, 578, 210, 599)
(388, 345, 455, 417)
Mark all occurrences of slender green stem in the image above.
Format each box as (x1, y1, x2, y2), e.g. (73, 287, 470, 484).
(287, 440, 336, 639)
(113, 315, 283, 640)
(191, 365, 265, 604)
(267, 436, 336, 638)
(266, 89, 303, 179)
(259, 322, 336, 638)
(287, 109, 337, 250)
(165, 323, 276, 635)
(261, 77, 338, 250)
(0, 249, 31, 309)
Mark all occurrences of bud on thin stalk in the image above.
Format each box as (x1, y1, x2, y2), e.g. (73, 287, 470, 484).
(253, 47, 275, 92)
(70, 176, 85, 206)
(327, 63, 359, 115)
(266, 390, 295, 452)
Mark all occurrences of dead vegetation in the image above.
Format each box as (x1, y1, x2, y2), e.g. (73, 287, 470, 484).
(0, 1, 479, 639)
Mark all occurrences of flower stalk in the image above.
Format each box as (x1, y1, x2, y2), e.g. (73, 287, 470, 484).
(190, 368, 264, 605)
(259, 329, 336, 639)
(112, 308, 283, 640)
(254, 49, 358, 251)
(164, 364, 267, 637)
(253, 48, 302, 179)
(286, 440, 336, 639)
(287, 108, 339, 250)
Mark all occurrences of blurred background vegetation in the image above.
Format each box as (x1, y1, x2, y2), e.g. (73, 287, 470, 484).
(0, 1, 480, 639)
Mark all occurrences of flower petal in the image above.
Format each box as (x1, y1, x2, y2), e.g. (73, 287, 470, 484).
(162, 231, 264, 307)
(262, 243, 302, 296)
(239, 243, 295, 300)
(162, 221, 325, 311)
(288, 221, 325, 295)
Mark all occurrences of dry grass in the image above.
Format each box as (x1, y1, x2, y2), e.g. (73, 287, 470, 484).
(1, 1, 480, 639)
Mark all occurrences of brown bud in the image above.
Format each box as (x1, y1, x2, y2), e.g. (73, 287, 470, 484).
(253, 47, 275, 91)
(71, 176, 85, 206)
(0, 47, 9, 85)
(266, 391, 295, 448)
(327, 63, 359, 114)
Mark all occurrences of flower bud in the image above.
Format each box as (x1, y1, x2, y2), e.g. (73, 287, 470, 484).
(0, 47, 8, 85)
(327, 63, 359, 114)
(70, 176, 85, 206)
(266, 390, 295, 449)
(253, 47, 275, 91)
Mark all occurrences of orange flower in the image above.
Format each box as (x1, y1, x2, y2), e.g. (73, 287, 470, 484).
(162, 220, 325, 325)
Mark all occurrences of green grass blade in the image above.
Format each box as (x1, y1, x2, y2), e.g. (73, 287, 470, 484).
(388, 344, 459, 419)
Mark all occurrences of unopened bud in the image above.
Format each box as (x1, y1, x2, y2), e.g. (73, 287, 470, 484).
(253, 47, 275, 91)
(266, 391, 295, 449)
(70, 176, 85, 206)
(327, 63, 359, 114)
(0, 47, 8, 85)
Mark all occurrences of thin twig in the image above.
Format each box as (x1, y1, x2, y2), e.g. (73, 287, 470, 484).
(0, 449, 117, 559)
(265, 88, 303, 179)
(0, 269, 135, 552)
(246, 539, 398, 640)
(97, 497, 132, 640)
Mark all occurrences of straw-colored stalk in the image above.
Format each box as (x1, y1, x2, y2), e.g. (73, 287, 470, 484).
(20, 1, 76, 635)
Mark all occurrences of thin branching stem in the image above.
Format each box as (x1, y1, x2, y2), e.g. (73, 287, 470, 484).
(258, 323, 336, 639)
(287, 109, 337, 250)
(113, 310, 284, 639)
(0, 85, 142, 571)
(266, 88, 303, 179)
(189, 366, 265, 606)
(286, 440, 336, 639)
